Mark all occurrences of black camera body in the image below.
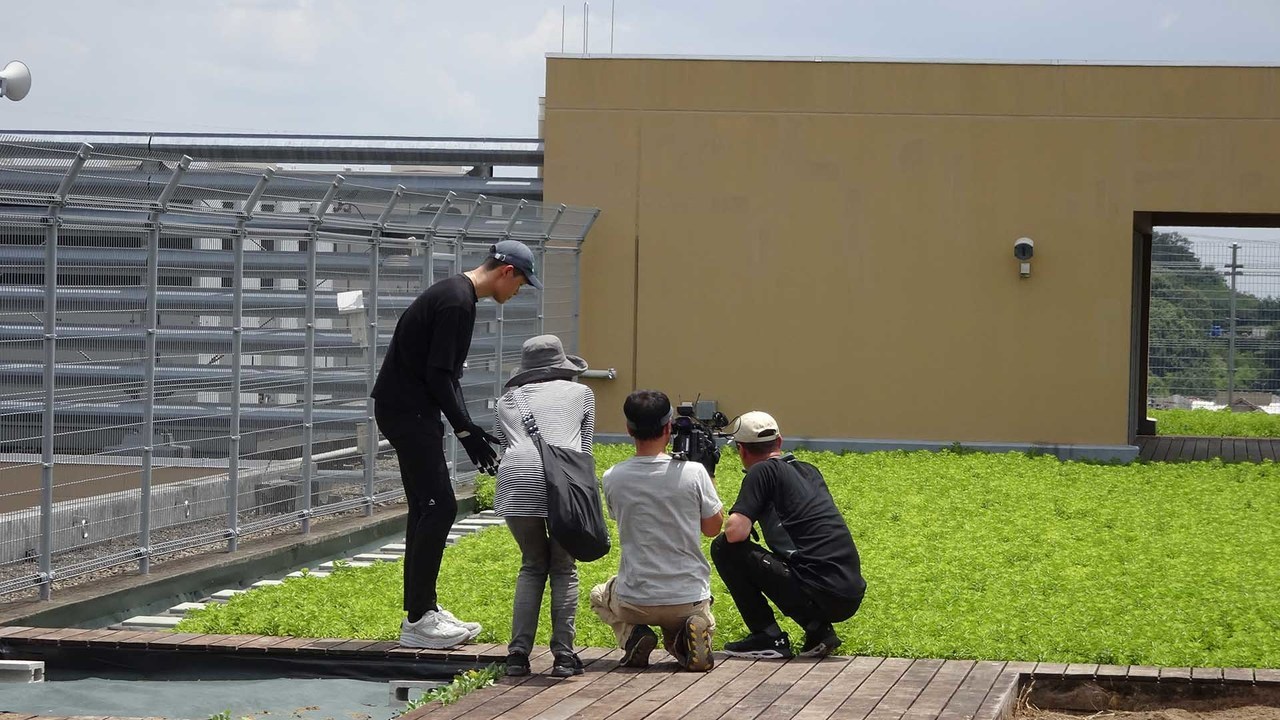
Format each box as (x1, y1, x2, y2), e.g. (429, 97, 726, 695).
(671, 402, 729, 477)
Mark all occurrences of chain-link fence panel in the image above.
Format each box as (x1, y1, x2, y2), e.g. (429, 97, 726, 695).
(0, 135, 596, 600)
(1149, 230, 1280, 410)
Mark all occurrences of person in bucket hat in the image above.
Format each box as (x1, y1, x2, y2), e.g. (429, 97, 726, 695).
(491, 335, 594, 678)
(372, 240, 541, 650)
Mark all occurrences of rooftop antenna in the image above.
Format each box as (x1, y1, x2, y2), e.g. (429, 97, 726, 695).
(583, 1, 589, 55)
(610, 0, 615, 53)
(561, 5, 565, 53)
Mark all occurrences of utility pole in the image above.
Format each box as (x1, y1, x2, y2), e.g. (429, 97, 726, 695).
(1226, 242, 1243, 407)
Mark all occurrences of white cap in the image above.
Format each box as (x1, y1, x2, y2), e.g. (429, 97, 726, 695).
(729, 411, 780, 444)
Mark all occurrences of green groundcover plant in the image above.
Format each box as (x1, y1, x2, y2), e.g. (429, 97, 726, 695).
(394, 664, 503, 715)
(1152, 408, 1280, 438)
(178, 446, 1280, 668)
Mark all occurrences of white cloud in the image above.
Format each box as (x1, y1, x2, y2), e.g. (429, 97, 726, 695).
(462, 8, 565, 65)
(212, 0, 354, 67)
(3, 0, 1280, 137)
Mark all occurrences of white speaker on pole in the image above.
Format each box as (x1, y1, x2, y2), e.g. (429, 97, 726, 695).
(0, 61, 32, 102)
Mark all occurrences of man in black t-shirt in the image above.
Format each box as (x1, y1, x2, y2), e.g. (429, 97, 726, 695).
(372, 240, 540, 649)
(711, 411, 866, 659)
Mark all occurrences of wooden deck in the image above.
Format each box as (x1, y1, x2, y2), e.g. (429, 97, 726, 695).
(1136, 435, 1280, 462)
(0, 716, 162, 720)
(2, 627, 1278, 720)
(401, 649, 1280, 720)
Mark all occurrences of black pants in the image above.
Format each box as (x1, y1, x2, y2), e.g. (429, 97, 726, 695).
(710, 534, 862, 635)
(375, 402, 458, 621)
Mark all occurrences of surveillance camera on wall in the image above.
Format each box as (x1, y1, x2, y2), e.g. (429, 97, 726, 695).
(0, 60, 31, 102)
(1014, 237, 1034, 278)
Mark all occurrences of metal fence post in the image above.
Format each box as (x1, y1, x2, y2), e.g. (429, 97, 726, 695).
(228, 169, 273, 551)
(572, 209, 599, 351)
(542, 205, 566, 338)
(1226, 242, 1243, 407)
(39, 192, 57, 601)
(495, 201, 525, 401)
(451, 197, 486, 482)
(38, 143, 91, 600)
(420, 191, 453, 291)
(366, 185, 404, 515)
(139, 156, 190, 575)
(303, 175, 345, 534)
(452, 238, 470, 480)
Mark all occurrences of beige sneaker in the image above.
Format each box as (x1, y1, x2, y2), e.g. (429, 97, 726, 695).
(682, 614, 715, 672)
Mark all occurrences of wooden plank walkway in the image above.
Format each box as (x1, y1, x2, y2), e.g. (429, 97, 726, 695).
(0, 716, 162, 720)
(3, 628, 1278, 720)
(1136, 435, 1280, 462)
(401, 651, 1280, 720)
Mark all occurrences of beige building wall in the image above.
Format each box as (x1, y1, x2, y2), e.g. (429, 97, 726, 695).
(543, 57, 1280, 447)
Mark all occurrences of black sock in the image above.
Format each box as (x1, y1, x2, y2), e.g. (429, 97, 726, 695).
(805, 621, 834, 638)
(762, 623, 783, 639)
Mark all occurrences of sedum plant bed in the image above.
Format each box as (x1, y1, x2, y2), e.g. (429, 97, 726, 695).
(1151, 409, 1280, 438)
(178, 446, 1280, 668)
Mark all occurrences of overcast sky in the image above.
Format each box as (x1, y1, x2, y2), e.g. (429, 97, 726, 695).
(5, 1, 1280, 279)
(3, 0, 1280, 138)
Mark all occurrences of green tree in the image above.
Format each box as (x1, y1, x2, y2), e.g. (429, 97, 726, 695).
(1148, 231, 1267, 398)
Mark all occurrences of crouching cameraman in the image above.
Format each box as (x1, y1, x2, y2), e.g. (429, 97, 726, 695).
(711, 411, 866, 659)
(590, 390, 724, 672)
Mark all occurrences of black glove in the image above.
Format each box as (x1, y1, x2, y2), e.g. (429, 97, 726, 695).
(457, 424, 501, 475)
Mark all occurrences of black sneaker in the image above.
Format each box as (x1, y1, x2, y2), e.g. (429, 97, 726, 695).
(551, 651, 584, 677)
(620, 625, 658, 668)
(505, 651, 530, 677)
(799, 624, 842, 658)
(722, 630, 793, 660)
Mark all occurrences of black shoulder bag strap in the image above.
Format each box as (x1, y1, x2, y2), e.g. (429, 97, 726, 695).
(511, 387, 541, 439)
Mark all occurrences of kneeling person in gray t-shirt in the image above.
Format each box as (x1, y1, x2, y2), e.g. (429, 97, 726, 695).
(590, 390, 724, 672)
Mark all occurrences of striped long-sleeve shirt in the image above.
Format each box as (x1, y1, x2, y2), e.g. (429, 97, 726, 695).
(492, 379, 596, 517)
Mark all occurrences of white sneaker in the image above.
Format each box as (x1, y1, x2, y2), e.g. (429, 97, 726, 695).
(437, 605, 482, 642)
(399, 611, 471, 649)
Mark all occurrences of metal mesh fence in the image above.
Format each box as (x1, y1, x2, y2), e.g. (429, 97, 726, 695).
(0, 136, 597, 600)
(1149, 230, 1280, 411)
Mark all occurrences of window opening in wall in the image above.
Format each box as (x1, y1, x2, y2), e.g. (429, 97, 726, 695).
(1141, 222, 1280, 436)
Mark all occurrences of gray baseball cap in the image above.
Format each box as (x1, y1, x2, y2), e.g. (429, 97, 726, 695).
(489, 240, 543, 290)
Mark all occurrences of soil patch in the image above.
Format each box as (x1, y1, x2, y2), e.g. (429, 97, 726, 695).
(1021, 705, 1280, 720)
(1018, 678, 1280, 720)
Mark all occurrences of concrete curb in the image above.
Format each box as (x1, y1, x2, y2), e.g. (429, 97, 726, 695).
(2, 496, 471, 629)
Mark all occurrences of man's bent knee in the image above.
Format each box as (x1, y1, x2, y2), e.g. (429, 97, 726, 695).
(589, 581, 611, 611)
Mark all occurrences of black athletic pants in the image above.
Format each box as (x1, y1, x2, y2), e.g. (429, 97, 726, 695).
(710, 534, 862, 635)
(375, 402, 458, 621)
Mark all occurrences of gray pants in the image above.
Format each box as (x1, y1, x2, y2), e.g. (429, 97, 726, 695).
(505, 516, 578, 656)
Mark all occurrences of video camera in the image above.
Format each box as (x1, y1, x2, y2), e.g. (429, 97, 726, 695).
(670, 402, 730, 477)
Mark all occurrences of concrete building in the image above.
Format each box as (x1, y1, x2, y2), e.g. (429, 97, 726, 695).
(544, 55, 1280, 458)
